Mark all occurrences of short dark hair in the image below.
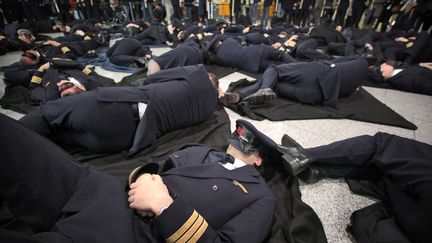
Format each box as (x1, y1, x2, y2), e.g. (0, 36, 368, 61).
(208, 72, 219, 90)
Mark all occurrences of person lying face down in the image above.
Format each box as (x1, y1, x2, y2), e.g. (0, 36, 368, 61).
(20, 65, 221, 155)
(1, 114, 278, 243)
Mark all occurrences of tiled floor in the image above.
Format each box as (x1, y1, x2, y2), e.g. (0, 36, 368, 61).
(1, 44, 431, 243)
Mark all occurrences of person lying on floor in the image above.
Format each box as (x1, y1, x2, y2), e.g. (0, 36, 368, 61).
(0, 114, 277, 243)
(205, 35, 296, 73)
(281, 132, 432, 243)
(378, 61, 432, 95)
(23, 59, 104, 103)
(222, 56, 369, 108)
(20, 65, 220, 156)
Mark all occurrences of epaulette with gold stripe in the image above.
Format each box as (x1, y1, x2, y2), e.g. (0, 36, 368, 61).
(0, 35, 6, 41)
(61, 46, 71, 53)
(82, 67, 92, 75)
(84, 35, 92, 40)
(406, 42, 414, 48)
(31, 76, 42, 84)
(167, 210, 208, 243)
(287, 40, 296, 47)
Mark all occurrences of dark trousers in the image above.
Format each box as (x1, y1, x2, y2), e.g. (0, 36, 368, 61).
(258, 46, 296, 72)
(306, 132, 432, 185)
(107, 38, 149, 66)
(19, 91, 138, 153)
(305, 132, 432, 243)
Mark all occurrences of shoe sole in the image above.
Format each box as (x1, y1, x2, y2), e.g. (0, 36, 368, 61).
(244, 93, 276, 105)
(220, 93, 240, 105)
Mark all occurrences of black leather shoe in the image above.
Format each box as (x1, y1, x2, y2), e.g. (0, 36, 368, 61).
(281, 134, 302, 149)
(277, 145, 312, 176)
(220, 92, 241, 106)
(297, 167, 326, 184)
(242, 88, 276, 105)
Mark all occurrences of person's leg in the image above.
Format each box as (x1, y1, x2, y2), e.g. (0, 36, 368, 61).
(305, 134, 383, 179)
(109, 38, 145, 66)
(0, 114, 89, 232)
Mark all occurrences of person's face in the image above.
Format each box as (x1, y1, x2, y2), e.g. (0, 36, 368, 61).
(18, 34, 34, 44)
(20, 50, 40, 66)
(57, 80, 85, 97)
(380, 63, 395, 80)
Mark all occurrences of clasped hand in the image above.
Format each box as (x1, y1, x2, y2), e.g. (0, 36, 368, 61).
(128, 174, 173, 218)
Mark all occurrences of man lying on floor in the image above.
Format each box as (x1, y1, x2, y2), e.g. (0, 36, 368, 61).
(0, 114, 277, 243)
(20, 59, 103, 103)
(20, 65, 219, 156)
(222, 56, 370, 109)
(281, 132, 432, 243)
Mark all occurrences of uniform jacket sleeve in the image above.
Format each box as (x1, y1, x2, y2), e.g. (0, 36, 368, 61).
(130, 146, 276, 243)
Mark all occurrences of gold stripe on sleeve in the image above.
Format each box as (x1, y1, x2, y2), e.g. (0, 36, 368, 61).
(31, 76, 42, 84)
(61, 46, 71, 53)
(167, 210, 199, 243)
(187, 218, 208, 243)
(82, 67, 92, 75)
(176, 215, 204, 243)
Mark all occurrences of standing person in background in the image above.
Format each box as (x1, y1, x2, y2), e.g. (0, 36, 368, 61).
(261, 0, 273, 28)
(299, 0, 315, 27)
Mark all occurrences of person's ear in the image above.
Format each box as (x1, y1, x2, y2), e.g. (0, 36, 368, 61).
(253, 155, 263, 167)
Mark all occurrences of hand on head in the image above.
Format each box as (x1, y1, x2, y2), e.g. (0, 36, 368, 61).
(128, 174, 173, 217)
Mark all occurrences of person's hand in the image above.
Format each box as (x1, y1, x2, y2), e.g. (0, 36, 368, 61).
(38, 62, 50, 72)
(395, 36, 409, 42)
(75, 29, 85, 36)
(128, 174, 173, 217)
(167, 24, 175, 34)
(419, 62, 432, 70)
(272, 42, 282, 49)
(218, 88, 224, 98)
(43, 40, 61, 47)
(287, 35, 298, 42)
(126, 23, 140, 29)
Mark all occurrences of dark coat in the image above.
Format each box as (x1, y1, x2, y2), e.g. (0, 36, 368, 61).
(388, 66, 432, 95)
(215, 37, 266, 73)
(2, 113, 277, 243)
(153, 38, 203, 69)
(28, 61, 101, 102)
(239, 57, 368, 108)
(96, 65, 218, 155)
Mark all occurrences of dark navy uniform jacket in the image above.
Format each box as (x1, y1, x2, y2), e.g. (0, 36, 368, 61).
(28, 61, 100, 102)
(153, 38, 203, 69)
(1, 114, 277, 243)
(240, 57, 368, 108)
(215, 37, 266, 73)
(388, 65, 432, 95)
(97, 65, 218, 155)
